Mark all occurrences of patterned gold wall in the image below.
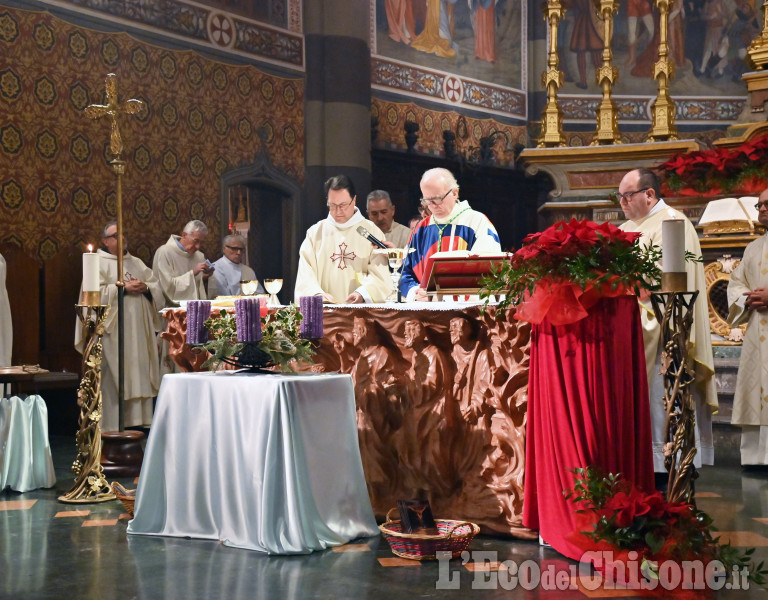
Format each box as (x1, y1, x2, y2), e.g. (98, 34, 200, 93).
(371, 98, 526, 167)
(0, 6, 304, 265)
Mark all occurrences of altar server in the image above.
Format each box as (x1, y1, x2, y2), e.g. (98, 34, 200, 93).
(618, 167, 717, 472)
(0, 252, 11, 366)
(400, 168, 501, 301)
(75, 222, 165, 431)
(727, 189, 768, 465)
(152, 219, 213, 306)
(294, 174, 391, 303)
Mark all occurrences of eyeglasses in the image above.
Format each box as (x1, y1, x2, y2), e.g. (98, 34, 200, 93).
(616, 188, 650, 202)
(327, 199, 355, 210)
(225, 245, 245, 252)
(755, 201, 768, 210)
(420, 188, 453, 206)
(104, 234, 118, 239)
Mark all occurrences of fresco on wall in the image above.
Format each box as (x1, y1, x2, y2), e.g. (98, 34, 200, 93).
(371, 0, 527, 120)
(556, 0, 758, 124)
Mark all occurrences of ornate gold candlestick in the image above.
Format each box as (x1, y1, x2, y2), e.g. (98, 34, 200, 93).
(537, 0, 566, 148)
(590, 0, 620, 145)
(59, 304, 115, 503)
(747, 0, 768, 69)
(650, 292, 698, 505)
(647, 0, 678, 141)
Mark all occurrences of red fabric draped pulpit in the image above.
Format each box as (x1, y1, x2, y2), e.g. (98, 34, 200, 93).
(522, 295, 655, 560)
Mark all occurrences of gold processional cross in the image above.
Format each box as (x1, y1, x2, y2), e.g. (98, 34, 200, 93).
(84, 73, 145, 282)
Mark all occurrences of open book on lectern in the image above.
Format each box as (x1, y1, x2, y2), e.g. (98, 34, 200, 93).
(421, 250, 511, 298)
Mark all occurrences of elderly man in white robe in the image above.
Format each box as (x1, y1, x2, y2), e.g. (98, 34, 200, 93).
(727, 190, 768, 466)
(618, 167, 718, 475)
(152, 219, 213, 306)
(75, 222, 165, 431)
(0, 252, 11, 366)
(208, 234, 264, 298)
(294, 174, 391, 303)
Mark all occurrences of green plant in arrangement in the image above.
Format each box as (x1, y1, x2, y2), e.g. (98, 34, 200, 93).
(201, 304, 315, 372)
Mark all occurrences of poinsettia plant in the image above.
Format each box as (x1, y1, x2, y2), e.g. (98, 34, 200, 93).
(479, 219, 661, 325)
(659, 134, 768, 197)
(565, 466, 768, 588)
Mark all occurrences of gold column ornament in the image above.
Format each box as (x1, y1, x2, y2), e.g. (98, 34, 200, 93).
(59, 305, 115, 503)
(84, 74, 144, 432)
(537, 0, 567, 148)
(647, 0, 678, 141)
(650, 292, 699, 506)
(747, 1, 768, 69)
(590, 0, 621, 145)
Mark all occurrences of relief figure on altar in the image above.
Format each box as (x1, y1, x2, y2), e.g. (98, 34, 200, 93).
(400, 319, 458, 498)
(350, 316, 406, 495)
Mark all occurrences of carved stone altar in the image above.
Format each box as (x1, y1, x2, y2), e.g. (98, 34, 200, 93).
(162, 305, 534, 538)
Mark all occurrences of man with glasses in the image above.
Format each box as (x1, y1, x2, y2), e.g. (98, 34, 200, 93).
(75, 221, 164, 431)
(400, 167, 501, 302)
(618, 168, 717, 479)
(727, 189, 768, 466)
(152, 219, 213, 306)
(208, 234, 263, 298)
(294, 174, 390, 303)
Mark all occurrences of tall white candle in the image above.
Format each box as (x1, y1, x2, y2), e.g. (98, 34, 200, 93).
(661, 214, 685, 273)
(82, 244, 100, 292)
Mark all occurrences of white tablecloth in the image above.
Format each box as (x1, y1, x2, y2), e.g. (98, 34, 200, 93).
(0, 395, 56, 492)
(127, 371, 377, 554)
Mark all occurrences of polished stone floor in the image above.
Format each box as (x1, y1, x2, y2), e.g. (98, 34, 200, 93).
(2, 435, 768, 600)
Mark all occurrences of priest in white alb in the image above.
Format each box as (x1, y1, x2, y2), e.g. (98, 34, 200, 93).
(727, 189, 768, 465)
(618, 168, 717, 472)
(294, 174, 391, 303)
(152, 219, 213, 306)
(75, 222, 165, 431)
(0, 251, 11, 366)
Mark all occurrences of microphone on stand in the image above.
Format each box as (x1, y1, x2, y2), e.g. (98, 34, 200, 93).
(356, 226, 388, 249)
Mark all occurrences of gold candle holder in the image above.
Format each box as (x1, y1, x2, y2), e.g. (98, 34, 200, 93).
(79, 290, 101, 306)
(59, 304, 115, 503)
(661, 272, 687, 293)
(650, 292, 699, 505)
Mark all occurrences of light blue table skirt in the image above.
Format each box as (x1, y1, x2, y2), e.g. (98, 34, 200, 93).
(128, 372, 378, 554)
(0, 395, 57, 492)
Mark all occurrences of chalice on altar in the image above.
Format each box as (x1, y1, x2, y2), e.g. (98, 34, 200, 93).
(240, 280, 260, 296)
(387, 248, 404, 302)
(264, 278, 283, 306)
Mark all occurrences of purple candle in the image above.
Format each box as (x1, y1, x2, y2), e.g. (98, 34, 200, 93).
(235, 298, 262, 343)
(186, 300, 211, 344)
(300, 295, 324, 339)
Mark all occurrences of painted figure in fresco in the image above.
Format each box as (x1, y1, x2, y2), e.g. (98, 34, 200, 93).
(385, 0, 414, 44)
(626, 0, 654, 68)
(697, 0, 727, 77)
(568, 0, 602, 90)
(469, 0, 496, 63)
(409, 0, 457, 58)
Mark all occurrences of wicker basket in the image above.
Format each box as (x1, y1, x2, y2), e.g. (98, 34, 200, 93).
(379, 508, 479, 560)
(111, 482, 136, 517)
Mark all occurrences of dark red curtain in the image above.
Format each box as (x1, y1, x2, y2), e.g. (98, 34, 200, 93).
(523, 295, 654, 560)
